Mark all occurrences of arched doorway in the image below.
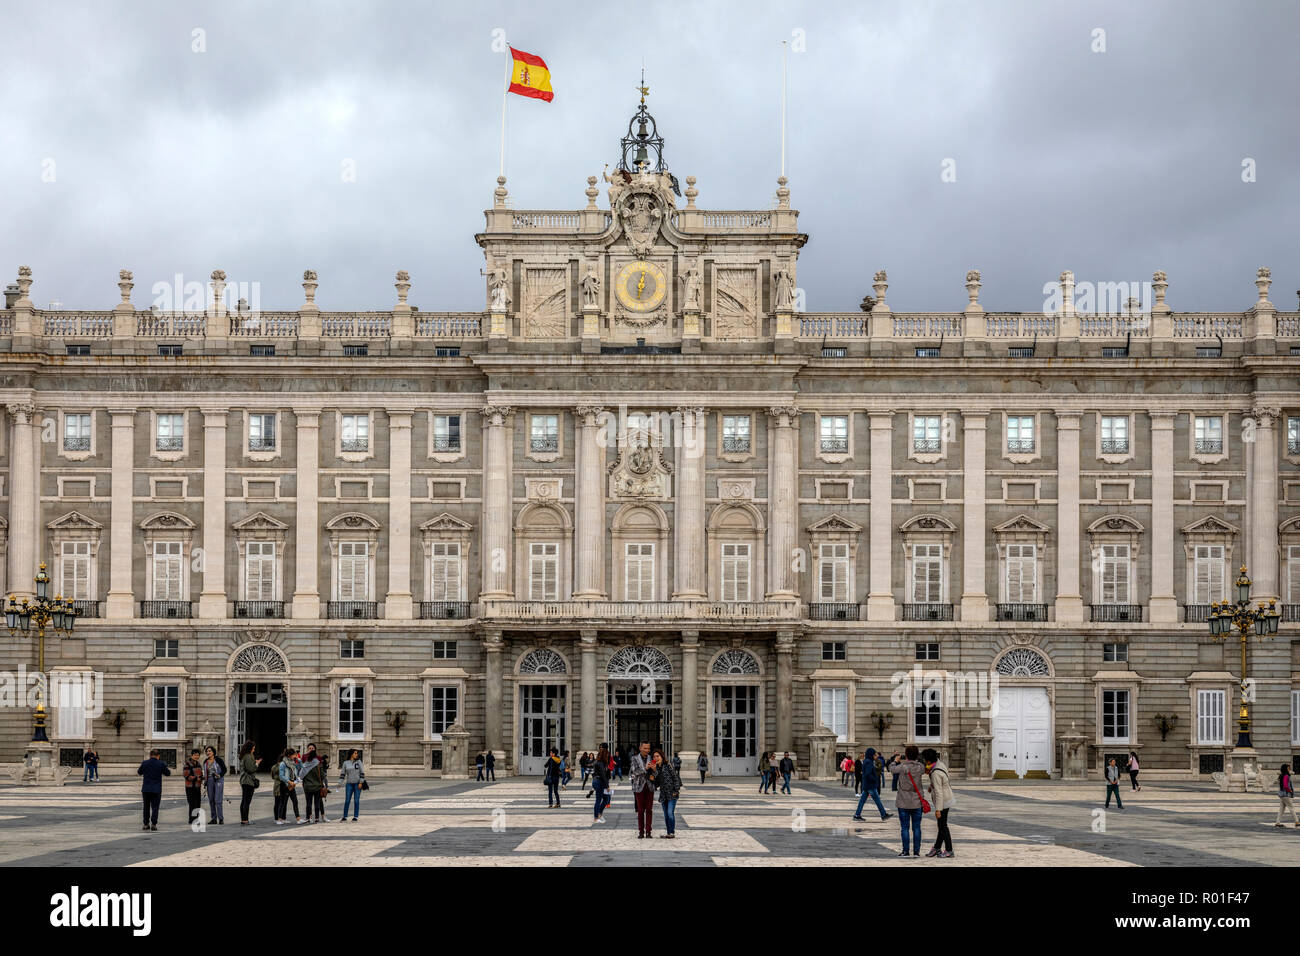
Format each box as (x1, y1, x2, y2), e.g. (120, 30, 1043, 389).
(516, 648, 569, 775)
(605, 645, 672, 758)
(226, 641, 290, 767)
(708, 648, 762, 775)
(991, 646, 1053, 779)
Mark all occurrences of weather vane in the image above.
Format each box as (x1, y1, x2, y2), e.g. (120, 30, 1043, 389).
(637, 65, 648, 105)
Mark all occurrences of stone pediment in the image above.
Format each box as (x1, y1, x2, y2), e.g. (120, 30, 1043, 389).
(421, 512, 473, 533)
(899, 513, 958, 534)
(47, 511, 102, 531)
(1088, 514, 1144, 535)
(325, 512, 380, 531)
(806, 513, 862, 534)
(139, 511, 195, 531)
(232, 511, 288, 532)
(993, 514, 1050, 534)
(1181, 515, 1238, 536)
(1280, 516, 1300, 534)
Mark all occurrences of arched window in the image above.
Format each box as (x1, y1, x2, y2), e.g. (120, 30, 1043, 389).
(711, 649, 760, 675)
(994, 647, 1050, 677)
(607, 646, 671, 680)
(518, 648, 568, 675)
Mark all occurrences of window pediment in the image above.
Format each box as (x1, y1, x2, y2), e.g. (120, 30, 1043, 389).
(233, 511, 288, 533)
(1088, 514, 1144, 536)
(1181, 515, 1238, 538)
(899, 513, 957, 535)
(420, 512, 474, 534)
(326, 512, 381, 532)
(48, 511, 103, 532)
(992, 514, 1049, 536)
(140, 511, 196, 532)
(807, 513, 862, 535)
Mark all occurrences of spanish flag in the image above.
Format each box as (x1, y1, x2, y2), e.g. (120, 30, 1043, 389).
(507, 47, 554, 102)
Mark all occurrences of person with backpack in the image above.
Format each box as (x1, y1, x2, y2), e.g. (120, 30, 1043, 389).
(340, 749, 364, 821)
(591, 744, 612, 822)
(1275, 763, 1298, 828)
(202, 745, 227, 824)
(654, 749, 681, 838)
(182, 749, 205, 825)
(888, 745, 926, 857)
(237, 740, 261, 825)
(579, 752, 591, 787)
(921, 747, 955, 858)
(544, 747, 563, 808)
(853, 747, 892, 822)
(300, 746, 328, 822)
(697, 752, 708, 784)
(484, 750, 496, 781)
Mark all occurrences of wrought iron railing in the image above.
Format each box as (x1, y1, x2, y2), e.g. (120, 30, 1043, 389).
(820, 438, 848, 453)
(722, 437, 751, 453)
(70, 600, 101, 619)
(1007, 438, 1035, 453)
(807, 603, 860, 621)
(63, 436, 90, 451)
(1100, 439, 1129, 455)
(1183, 604, 1213, 623)
(328, 601, 378, 619)
(902, 603, 954, 621)
(431, 437, 460, 452)
(1194, 439, 1223, 454)
(913, 438, 940, 453)
(234, 601, 285, 619)
(419, 601, 472, 620)
(155, 436, 184, 451)
(140, 601, 192, 619)
(530, 437, 558, 452)
(1090, 604, 1143, 623)
(248, 436, 276, 451)
(340, 438, 369, 452)
(996, 603, 1048, 622)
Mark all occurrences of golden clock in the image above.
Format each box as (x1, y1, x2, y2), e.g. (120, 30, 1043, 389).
(614, 260, 667, 313)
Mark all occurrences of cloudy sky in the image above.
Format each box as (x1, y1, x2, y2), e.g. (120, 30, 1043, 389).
(2, 0, 1297, 314)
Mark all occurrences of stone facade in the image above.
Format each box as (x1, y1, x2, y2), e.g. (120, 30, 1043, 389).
(2, 108, 1300, 779)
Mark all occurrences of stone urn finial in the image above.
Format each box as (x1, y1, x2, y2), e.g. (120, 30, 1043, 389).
(1152, 270, 1168, 311)
(684, 175, 698, 208)
(209, 269, 227, 312)
(302, 269, 318, 305)
(1059, 270, 1076, 315)
(965, 269, 982, 308)
(395, 270, 411, 305)
(1255, 266, 1273, 306)
(16, 265, 32, 299)
(118, 269, 134, 305)
(585, 176, 599, 210)
(494, 175, 508, 208)
(775, 175, 790, 209)
(872, 269, 888, 302)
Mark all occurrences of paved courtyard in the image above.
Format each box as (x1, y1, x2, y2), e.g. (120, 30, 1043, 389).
(0, 775, 1292, 867)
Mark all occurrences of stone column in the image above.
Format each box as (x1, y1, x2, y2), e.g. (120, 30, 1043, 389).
(1250, 404, 1281, 604)
(291, 410, 321, 619)
(766, 405, 800, 600)
(198, 409, 228, 619)
(1055, 411, 1084, 622)
(385, 410, 414, 619)
(673, 406, 707, 600)
(572, 406, 607, 599)
(960, 412, 989, 621)
(775, 629, 796, 753)
(679, 631, 700, 758)
(105, 410, 136, 618)
(580, 629, 598, 750)
(1149, 413, 1178, 622)
(6, 403, 38, 602)
(483, 629, 505, 766)
(867, 412, 895, 620)
(480, 405, 514, 598)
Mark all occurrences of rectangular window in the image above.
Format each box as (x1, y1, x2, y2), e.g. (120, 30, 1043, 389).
(250, 345, 275, 357)
(625, 542, 655, 601)
(529, 542, 559, 601)
(1004, 543, 1037, 603)
(1007, 415, 1035, 453)
(435, 346, 460, 358)
(432, 640, 457, 660)
(1287, 546, 1300, 604)
(63, 413, 91, 451)
(1102, 689, 1130, 743)
(820, 687, 848, 742)
(342, 344, 368, 357)
(337, 542, 370, 601)
(1194, 416, 1223, 455)
(722, 415, 751, 453)
(912, 415, 941, 453)
(1292, 690, 1300, 746)
(1101, 415, 1129, 455)
(60, 541, 91, 600)
(818, 543, 849, 602)
(340, 639, 365, 659)
(530, 414, 559, 453)
(819, 415, 848, 453)
(1103, 643, 1128, 663)
(915, 642, 940, 661)
(430, 686, 459, 736)
(429, 542, 461, 601)
(911, 544, 943, 604)
(245, 542, 276, 600)
(821, 641, 846, 662)
(914, 686, 941, 742)
(248, 413, 276, 451)
(152, 541, 184, 600)
(152, 684, 179, 738)
(157, 344, 182, 357)
(432, 414, 461, 452)
(155, 413, 184, 451)
(1193, 545, 1225, 605)
(1289, 417, 1300, 456)
(338, 685, 365, 738)
(341, 414, 369, 452)
(1100, 544, 1131, 604)
(66, 344, 91, 356)
(1197, 689, 1225, 745)
(721, 543, 751, 602)
(154, 638, 178, 659)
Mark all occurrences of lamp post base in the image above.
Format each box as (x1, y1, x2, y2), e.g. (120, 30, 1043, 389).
(1226, 746, 1260, 793)
(17, 740, 66, 786)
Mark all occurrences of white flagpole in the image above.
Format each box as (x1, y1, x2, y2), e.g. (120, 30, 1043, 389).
(780, 39, 788, 178)
(499, 53, 511, 178)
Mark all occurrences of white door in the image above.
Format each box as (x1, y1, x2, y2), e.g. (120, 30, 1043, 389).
(518, 684, 566, 776)
(711, 684, 758, 776)
(992, 687, 1052, 778)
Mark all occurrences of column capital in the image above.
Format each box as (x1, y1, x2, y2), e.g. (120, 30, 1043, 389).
(1150, 411, 1177, 429)
(573, 405, 605, 426)
(1250, 403, 1282, 427)
(579, 629, 599, 646)
(481, 629, 505, 652)
(869, 411, 893, 428)
(675, 405, 706, 423)
(766, 405, 801, 426)
(293, 408, 322, 427)
(5, 402, 36, 425)
(1054, 410, 1083, 429)
(480, 404, 514, 426)
(775, 629, 798, 651)
(201, 408, 229, 425)
(962, 411, 988, 428)
(387, 409, 414, 429)
(680, 630, 700, 648)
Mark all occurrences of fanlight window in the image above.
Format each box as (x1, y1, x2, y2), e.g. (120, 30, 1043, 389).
(994, 648, 1050, 677)
(607, 646, 672, 680)
(230, 644, 288, 674)
(711, 649, 760, 675)
(518, 648, 567, 675)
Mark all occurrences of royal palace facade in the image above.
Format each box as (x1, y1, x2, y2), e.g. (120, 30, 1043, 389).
(3, 104, 1300, 781)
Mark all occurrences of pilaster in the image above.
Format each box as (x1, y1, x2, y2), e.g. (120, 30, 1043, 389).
(960, 412, 989, 621)
(1149, 412, 1178, 622)
(198, 409, 228, 619)
(1055, 410, 1084, 622)
(384, 410, 414, 619)
(291, 409, 321, 619)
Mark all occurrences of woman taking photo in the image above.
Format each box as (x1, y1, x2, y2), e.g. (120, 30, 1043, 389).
(202, 745, 226, 824)
(888, 745, 925, 857)
(653, 750, 681, 838)
(921, 747, 955, 858)
(237, 740, 261, 825)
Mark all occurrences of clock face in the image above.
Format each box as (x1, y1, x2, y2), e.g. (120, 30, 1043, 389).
(614, 260, 667, 313)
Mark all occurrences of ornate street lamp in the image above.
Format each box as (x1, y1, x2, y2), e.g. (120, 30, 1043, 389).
(5, 563, 78, 740)
(1206, 566, 1280, 749)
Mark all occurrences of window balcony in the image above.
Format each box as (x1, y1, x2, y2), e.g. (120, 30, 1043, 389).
(530, 437, 558, 453)
(807, 602, 861, 621)
(234, 600, 285, 619)
(328, 601, 378, 619)
(70, 600, 101, 619)
(1006, 439, 1035, 454)
(1282, 605, 1300, 623)
(63, 437, 90, 452)
(913, 438, 940, 453)
(1183, 604, 1213, 623)
(419, 601, 472, 620)
(1194, 439, 1222, 455)
(996, 603, 1048, 622)
(902, 603, 954, 621)
(1089, 604, 1144, 623)
(155, 436, 183, 451)
(431, 437, 461, 452)
(722, 436, 751, 453)
(340, 439, 369, 453)
(1100, 439, 1129, 455)
(820, 438, 848, 453)
(140, 600, 192, 619)
(248, 437, 276, 451)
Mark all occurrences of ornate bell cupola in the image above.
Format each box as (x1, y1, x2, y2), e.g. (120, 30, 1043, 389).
(616, 74, 679, 195)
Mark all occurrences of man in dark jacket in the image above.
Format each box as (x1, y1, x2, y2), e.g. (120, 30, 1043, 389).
(182, 749, 204, 824)
(779, 753, 794, 794)
(484, 750, 496, 781)
(852, 747, 892, 822)
(137, 749, 171, 830)
(853, 754, 864, 794)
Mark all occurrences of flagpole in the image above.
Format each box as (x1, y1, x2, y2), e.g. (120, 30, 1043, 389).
(499, 52, 510, 178)
(780, 39, 787, 178)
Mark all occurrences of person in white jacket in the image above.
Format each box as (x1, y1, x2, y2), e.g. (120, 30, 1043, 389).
(920, 748, 955, 858)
